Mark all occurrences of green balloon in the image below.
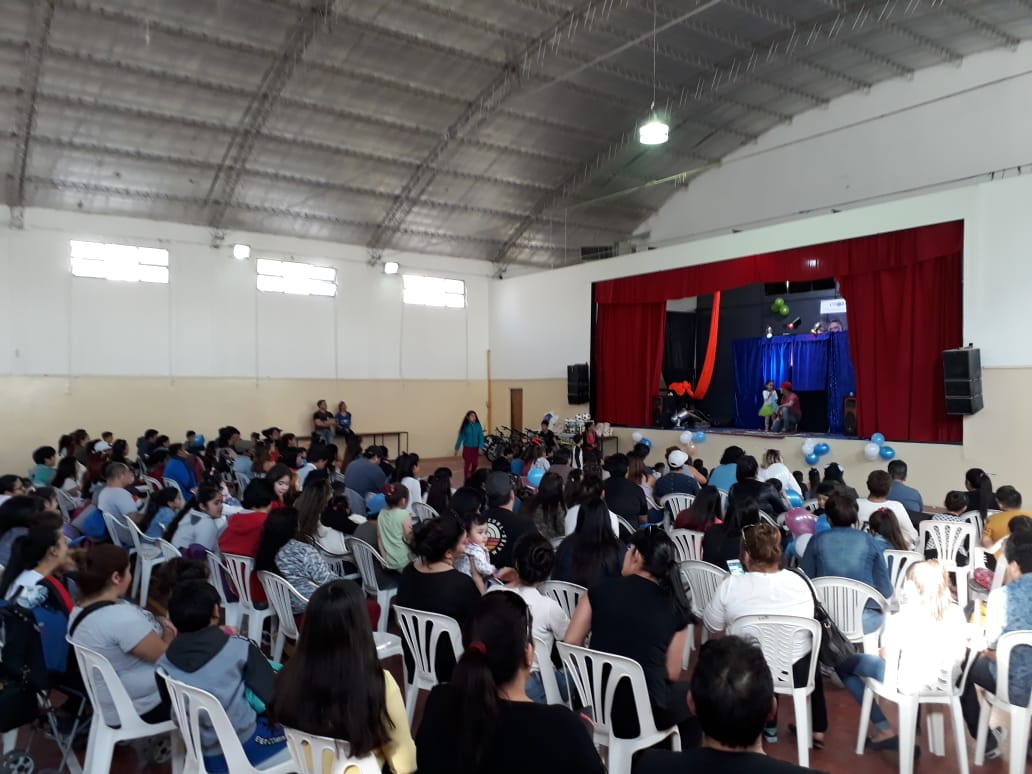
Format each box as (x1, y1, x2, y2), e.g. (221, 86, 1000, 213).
(770, 301, 781, 313)
(774, 297, 785, 308)
(780, 305, 790, 317)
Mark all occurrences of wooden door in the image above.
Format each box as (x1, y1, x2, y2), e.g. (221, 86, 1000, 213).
(510, 388, 523, 434)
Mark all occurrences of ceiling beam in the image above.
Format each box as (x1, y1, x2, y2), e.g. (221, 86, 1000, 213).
(943, 4, 1020, 48)
(365, 0, 630, 260)
(203, 0, 337, 234)
(7, 0, 54, 228)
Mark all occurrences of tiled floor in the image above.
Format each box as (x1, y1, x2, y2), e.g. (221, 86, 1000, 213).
(10, 454, 1017, 773)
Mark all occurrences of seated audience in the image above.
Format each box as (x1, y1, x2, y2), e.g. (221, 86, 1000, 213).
(395, 513, 481, 681)
(983, 484, 1032, 547)
(297, 444, 336, 490)
(378, 487, 413, 571)
(674, 485, 723, 532)
(654, 449, 701, 501)
(965, 467, 998, 524)
(417, 592, 604, 774)
(97, 462, 143, 523)
(707, 445, 745, 494)
(344, 446, 388, 497)
(801, 494, 893, 633)
(265, 463, 293, 509)
(52, 456, 85, 508)
(938, 490, 971, 522)
(256, 507, 337, 613)
(822, 463, 859, 500)
(271, 579, 416, 773)
(29, 446, 57, 487)
(758, 449, 802, 495)
(455, 509, 496, 593)
(563, 475, 620, 537)
(162, 444, 197, 494)
(484, 471, 536, 570)
(293, 478, 346, 555)
(857, 470, 918, 548)
(553, 498, 626, 588)
(1, 512, 70, 602)
(836, 560, 968, 756)
(702, 497, 760, 572)
(959, 528, 1032, 758)
(704, 523, 827, 746)
(139, 486, 182, 539)
(425, 467, 453, 515)
(494, 533, 569, 704)
(157, 581, 286, 772)
(601, 453, 647, 525)
(394, 453, 424, 511)
(219, 479, 276, 602)
(728, 455, 786, 518)
(548, 447, 573, 483)
(639, 636, 830, 774)
(565, 527, 697, 744)
(164, 484, 226, 553)
(887, 459, 923, 514)
(867, 508, 909, 552)
(521, 472, 566, 542)
(0, 495, 42, 566)
(69, 545, 175, 725)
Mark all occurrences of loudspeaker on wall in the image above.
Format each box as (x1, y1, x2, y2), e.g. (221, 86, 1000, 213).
(567, 363, 590, 404)
(942, 347, 982, 415)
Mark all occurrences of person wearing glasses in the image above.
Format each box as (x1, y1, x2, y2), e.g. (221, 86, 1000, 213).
(703, 523, 828, 748)
(564, 527, 699, 745)
(417, 592, 604, 774)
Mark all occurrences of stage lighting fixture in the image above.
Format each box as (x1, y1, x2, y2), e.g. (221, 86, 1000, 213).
(811, 321, 824, 335)
(786, 316, 803, 331)
(671, 408, 690, 426)
(765, 326, 773, 339)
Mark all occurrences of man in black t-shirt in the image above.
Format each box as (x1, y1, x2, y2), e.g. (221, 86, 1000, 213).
(312, 399, 335, 445)
(484, 471, 536, 570)
(602, 453, 648, 525)
(638, 637, 829, 774)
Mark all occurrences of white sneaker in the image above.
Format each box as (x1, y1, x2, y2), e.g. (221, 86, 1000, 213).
(985, 727, 1007, 760)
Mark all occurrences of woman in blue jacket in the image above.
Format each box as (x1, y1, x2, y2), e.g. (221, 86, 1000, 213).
(454, 411, 485, 484)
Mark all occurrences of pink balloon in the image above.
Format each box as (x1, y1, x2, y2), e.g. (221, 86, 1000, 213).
(785, 507, 816, 536)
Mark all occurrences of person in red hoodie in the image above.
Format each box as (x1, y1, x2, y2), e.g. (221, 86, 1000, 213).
(219, 478, 275, 604)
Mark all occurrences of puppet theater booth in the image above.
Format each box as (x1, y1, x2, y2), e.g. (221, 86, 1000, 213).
(591, 220, 964, 445)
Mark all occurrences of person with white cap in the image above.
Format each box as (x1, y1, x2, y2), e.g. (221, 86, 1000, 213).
(653, 449, 701, 501)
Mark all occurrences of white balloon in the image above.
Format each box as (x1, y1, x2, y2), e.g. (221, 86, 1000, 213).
(680, 431, 693, 445)
(631, 431, 643, 443)
(802, 441, 816, 455)
(863, 442, 880, 461)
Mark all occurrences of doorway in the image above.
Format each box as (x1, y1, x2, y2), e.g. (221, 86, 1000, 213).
(510, 388, 523, 434)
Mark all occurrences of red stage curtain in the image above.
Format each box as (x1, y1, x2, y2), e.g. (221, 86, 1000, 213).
(595, 302, 666, 426)
(593, 221, 964, 442)
(839, 252, 962, 443)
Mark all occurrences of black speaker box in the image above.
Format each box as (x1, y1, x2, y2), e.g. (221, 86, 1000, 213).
(567, 363, 590, 404)
(942, 348, 983, 415)
(843, 396, 858, 436)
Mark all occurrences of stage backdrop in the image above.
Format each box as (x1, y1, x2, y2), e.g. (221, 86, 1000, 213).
(732, 332, 856, 432)
(593, 221, 963, 443)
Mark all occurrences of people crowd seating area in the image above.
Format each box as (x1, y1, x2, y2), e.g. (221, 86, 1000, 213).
(2, 416, 1032, 774)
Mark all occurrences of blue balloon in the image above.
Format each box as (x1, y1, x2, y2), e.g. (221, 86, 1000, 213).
(871, 432, 886, 446)
(641, 438, 652, 448)
(804, 452, 820, 466)
(878, 445, 896, 461)
(786, 489, 803, 507)
(692, 431, 707, 443)
(366, 493, 386, 515)
(527, 467, 544, 487)
(814, 442, 830, 456)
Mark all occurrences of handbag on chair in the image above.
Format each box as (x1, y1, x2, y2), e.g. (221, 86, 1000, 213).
(793, 569, 854, 668)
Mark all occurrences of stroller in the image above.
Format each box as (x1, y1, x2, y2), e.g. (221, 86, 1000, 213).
(0, 585, 89, 774)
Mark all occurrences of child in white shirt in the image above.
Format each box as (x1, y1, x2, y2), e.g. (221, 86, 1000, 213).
(454, 512, 496, 593)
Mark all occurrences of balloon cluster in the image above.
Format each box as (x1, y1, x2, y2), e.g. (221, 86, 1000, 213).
(630, 431, 653, 450)
(675, 430, 707, 453)
(801, 438, 831, 466)
(863, 432, 895, 461)
(770, 297, 791, 318)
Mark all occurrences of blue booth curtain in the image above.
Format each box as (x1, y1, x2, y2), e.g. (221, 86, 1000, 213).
(732, 333, 856, 433)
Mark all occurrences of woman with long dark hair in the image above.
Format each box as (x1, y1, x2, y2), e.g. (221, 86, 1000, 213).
(701, 496, 760, 572)
(272, 579, 415, 771)
(265, 463, 294, 509)
(426, 467, 453, 515)
(454, 410, 485, 483)
(1, 513, 70, 602)
(565, 526, 697, 744)
(163, 484, 225, 552)
(139, 486, 182, 538)
(965, 467, 997, 524)
(552, 498, 625, 588)
(417, 592, 604, 774)
(256, 507, 337, 614)
(394, 453, 423, 512)
(521, 472, 566, 541)
(674, 484, 723, 531)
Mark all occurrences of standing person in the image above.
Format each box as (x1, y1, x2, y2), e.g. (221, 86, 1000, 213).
(271, 580, 416, 774)
(417, 592, 604, 774)
(758, 380, 779, 431)
(335, 401, 354, 438)
(454, 411, 486, 483)
(771, 381, 801, 433)
(582, 421, 601, 464)
(312, 400, 335, 445)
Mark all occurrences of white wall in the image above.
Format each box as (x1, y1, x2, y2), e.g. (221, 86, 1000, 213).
(0, 208, 492, 381)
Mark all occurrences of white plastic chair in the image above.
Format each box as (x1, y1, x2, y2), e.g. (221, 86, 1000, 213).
(812, 576, 889, 653)
(283, 727, 381, 774)
(321, 551, 361, 581)
(373, 631, 403, 661)
(974, 630, 1032, 773)
(659, 493, 694, 531)
(162, 477, 184, 497)
(539, 580, 587, 620)
(678, 560, 729, 669)
(392, 606, 463, 724)
(966, 545, 1007, 603)
(205, 551, 241, 630)
(126, 523, 182, 606)
(54, 487, 76, 521)
(533, 635, 569, 707)
(918, 520, 977, 608)
(855, 633, 975, 774)
(258, 571, 309, 662)
(729, 615, 821, 768)
(759, 509, 779, 528)
(803, 499, 820, 513)
(957, 509, 1000, 538)
(668, 529, 704, 563)
(411, 502, 438, 523)
(716, 488, 729, 514)
(222, 553, 276, 643)
(615, 515, 637, 538)
(68, 640, 183, 774)
(883, 550, 924, 595)
(557, 642, 679, 774)
(158, 670, 293, 774)
(101, 511, 138, 556)
(349, 537, 398, 633)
